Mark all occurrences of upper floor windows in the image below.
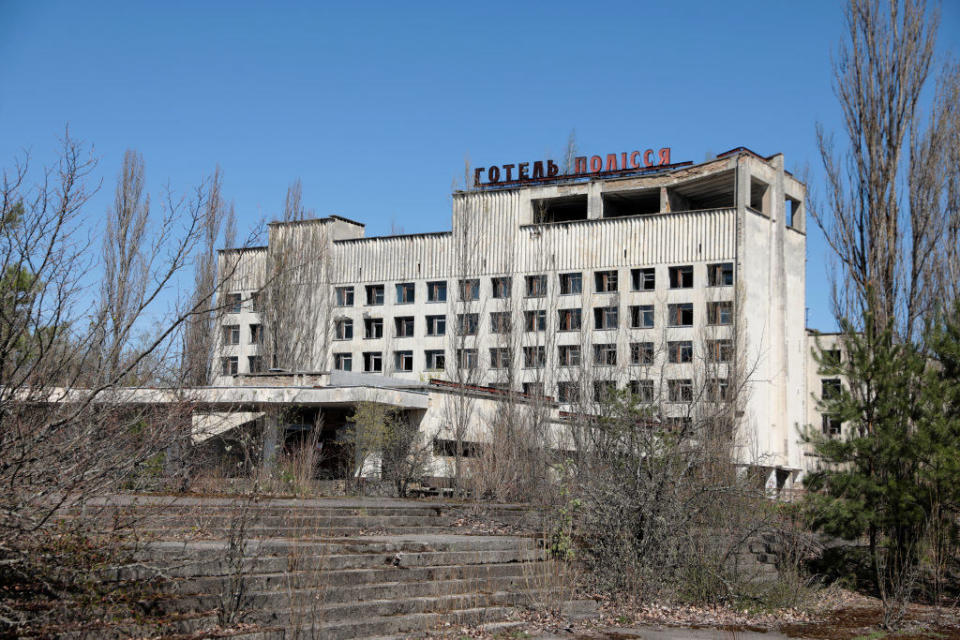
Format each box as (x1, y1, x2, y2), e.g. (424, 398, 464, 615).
(366, 284, 384, 306)
(226, 293, 242, 313)
(334, 318, 353, 340)
(335, 286, 354, 307)
(396, 282, 415, 304)
(595, 270, 618, 293)
(669, 265, 693, 289)
(524, 309, 546, 332)
(668, 303, 694, 327)
(221, 356, 238, 376)
(490, 311, 512, 334)
(707, 301, 733, 325)
(594, 306, 619, 330)
(558, 308, 582, 332)
(632, 268, 655, 291)
(426, 315, 446, 336)
(459, 278, 480, 301)
(222, 324, 240, 345)
(457, 313, 479, 335)
(427, 280, 447, 303)
(364, 317, 383, 339)
(491, 277, 511, 299)
(395, 316, 415, 337)
(363, 351, 383, 373)
(525, 274, 547, 298)
(630, 305, 654, 329)
(559, 272, 582, 295)
(708, 262, 734, 287)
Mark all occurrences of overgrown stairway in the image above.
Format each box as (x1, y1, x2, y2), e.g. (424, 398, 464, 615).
(54, 495, 552, 639)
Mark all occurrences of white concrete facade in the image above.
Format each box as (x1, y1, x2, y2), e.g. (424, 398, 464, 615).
(214, 148, 823, 478)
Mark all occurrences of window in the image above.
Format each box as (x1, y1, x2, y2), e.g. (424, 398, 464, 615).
(707, 378, 729, 401)
(669, 265, 693, 289)
(427, 280, 447, 303)
(630, 305, 655, 329)
(558, 344, 581, 367)
(822, 378, 842, 401)
(557, 381, 579, 403)
(664, 417, 693, 432)
(491, 277, 511, 299)
(631, 267, 655, 291)
(523, 346, 546, 368)
(822, 414, 842, 436)
(524, 309, 546, 332)
(522, 382, 544, 397)
(366, 284, 384, 306)
(335, 286, 354, 307)
(594, 306, 619, 330)
(708, 262, 734, 287)
(249, 323, 263, 344)
(364, 317, 383, 339)
(490, 311, 511, 334)
(559, 272, 582, 295)
(594, 381, 617, 402)
(226, 293, 242, 313)
(394, 350, 414, 372)
(248, 355, 264, 374)
(395, 316, 415, 338)
(669, 341, 693, 363)
(334, 352, 352, 372)
(707, 301, 733, 325)
(426, 315, 446, 336)
(459, 279, 480, 301)
(595, 270, 618, 292)
(220, 356, 238, 376)
(425, 349, 445, 370)
(250, 291, 261, 312)
(457, 348, 478, 369)
(668, 303, 694, 327)
(223, 324, 240, 345)
(823, 349, 842, 366)
(396, 282, 415, 304)
(489, 347, 510, 369)
(707, 339, 733, 362)
(525, 274, 547, 298)
(558, 308, 582, 331)
(363, 351, 383, 372)
(668, 379, 693, 402)
(630, 379, 654, 402)
(594, 343, 617, 366)
(631, 342, 655, 365)
(334, 318, 353, 340)
(457, 313, 479, 335)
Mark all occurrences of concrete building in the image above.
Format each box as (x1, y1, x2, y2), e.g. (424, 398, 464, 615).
(214, 146, 836, 485)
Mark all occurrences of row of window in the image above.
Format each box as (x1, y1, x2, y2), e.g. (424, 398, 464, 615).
(329, 263, 734, 308)
(557, 378, 729, 403)
(327, 302, 732, 342)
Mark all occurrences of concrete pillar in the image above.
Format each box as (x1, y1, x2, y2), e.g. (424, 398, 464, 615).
(261, 412, 281, 471)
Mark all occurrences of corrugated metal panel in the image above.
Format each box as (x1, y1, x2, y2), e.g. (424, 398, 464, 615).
(330, 233, 454, 283)
(219, 248, 266, 291)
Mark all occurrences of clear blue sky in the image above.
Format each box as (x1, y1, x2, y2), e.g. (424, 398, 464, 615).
(1, 1, 958, 332)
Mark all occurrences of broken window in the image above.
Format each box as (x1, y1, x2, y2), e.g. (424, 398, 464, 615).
(707, 378, 729, 401)
(457, 313, 479, 335)
(594, 343, 617, 366)
(822, 414, 842, 436)
(593, 381, 617, 403)
(425, 350, 445, 370)
(426, 315, 446, 336)
(668, 303, 694, 327)
(226, 293, 242, 313)
(595, 270, 618, 292)
(489, 347, 510, 369)
(334, 318, 353, 340)
(250, 291, 261, 312)
(396, 282, 415, 304)
(750, 177, 769, 213)
(363, 351, 383, 373)
(491, 277, 511, 299)
(523, 346, 546, 368)
(707, 262, 734, 287)
(364, 317, 383, 339)
(525, 309, 546, 332)
(707, 339, 733, 362)
(631, 267, 656, 291)
(707, 301, 733, 325)
(522, 382, 544, 397)
(558, 344, 581, 367)
(557, 382, 580, 403)
(248, 355, 264, 374)
(558, 308, 582, 331)
(395, 316, 415, 337)
(669, 266, 693, 289)
(559, 272, 582, 295)
(249, 324, 263, 344)
(394, 350, 414, 372)
(668, 341, 693, 363)
(223, 324, 240, 345)
(594, 306, 619, 330)
(823, 349, 842, 366)
(822, 378, 842, 401)
(602, 188, 660, 217)
(786, 195, 801, 228)
(631, 342, 655, 365)
(335, 286, 354, 307)
(220, 356, 238, 376)
(532, 194, 588, 223)
(629, 379, 655, 402)
(366, 284, 384, 306)
(525, 274, 547, 298)
(459, 279, 480, 301)
(334, 352, 352, 371)
(457, 349, 478, 370)
(630, 305, 655, 329)
(427, 280, 447, 303)
(490, 311, 511, 334)
(668, 379, 693, 402)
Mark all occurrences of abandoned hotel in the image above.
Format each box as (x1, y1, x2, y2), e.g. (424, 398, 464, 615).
(184, 146, 841, 492)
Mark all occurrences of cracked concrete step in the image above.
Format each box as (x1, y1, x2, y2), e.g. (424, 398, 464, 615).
(297, 604, 519, 640)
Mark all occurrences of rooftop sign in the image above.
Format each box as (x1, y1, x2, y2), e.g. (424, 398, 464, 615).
(474, 147, 675, 188)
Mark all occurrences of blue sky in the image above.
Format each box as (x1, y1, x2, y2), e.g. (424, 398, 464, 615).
(1, 1, 958, 331)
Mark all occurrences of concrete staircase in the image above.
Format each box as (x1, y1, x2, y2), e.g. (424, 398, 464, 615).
(56, 496, 552, 639)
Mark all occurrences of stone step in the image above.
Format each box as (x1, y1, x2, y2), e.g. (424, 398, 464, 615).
(302, 604, 518, 640)
(133, 524, 461, 538)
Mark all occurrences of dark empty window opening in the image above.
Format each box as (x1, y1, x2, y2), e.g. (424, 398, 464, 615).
(602, 189, 660, 218)
(533, 195, 588, 223)
(750, 177, 770, 214)
(786, 196, 801, 228)
(667, 171, 735, 211)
